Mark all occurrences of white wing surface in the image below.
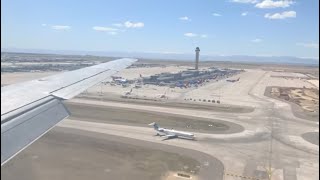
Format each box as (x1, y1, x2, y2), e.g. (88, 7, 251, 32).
(1, 58, 137, 165)
(162, 134, 177, 141)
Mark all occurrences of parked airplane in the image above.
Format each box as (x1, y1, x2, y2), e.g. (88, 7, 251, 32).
(1, 58, 137, 166)
(148, 122, 195, 140)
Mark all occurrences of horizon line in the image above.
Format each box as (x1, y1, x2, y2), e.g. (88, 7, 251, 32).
(1, 47, 319, 60)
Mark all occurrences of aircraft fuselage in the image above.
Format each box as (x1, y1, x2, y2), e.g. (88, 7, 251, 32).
(157, 128, 195, 139)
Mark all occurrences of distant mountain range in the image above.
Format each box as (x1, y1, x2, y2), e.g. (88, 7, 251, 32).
(2, 48, 318, 66)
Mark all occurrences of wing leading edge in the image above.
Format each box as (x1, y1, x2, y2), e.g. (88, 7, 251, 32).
(1, 58, 137, 165)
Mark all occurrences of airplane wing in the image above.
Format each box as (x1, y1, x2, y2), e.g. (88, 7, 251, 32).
(1, 58, 137, 165)
(162, 134, 177, 141)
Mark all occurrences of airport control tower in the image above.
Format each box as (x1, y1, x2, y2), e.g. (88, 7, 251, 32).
(195, 47, 200, 70)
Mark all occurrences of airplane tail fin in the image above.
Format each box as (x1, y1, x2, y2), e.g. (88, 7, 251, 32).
(148, 122, 159, 130)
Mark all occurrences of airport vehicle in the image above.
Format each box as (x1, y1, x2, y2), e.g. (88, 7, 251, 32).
(226, 77, 240, 82)
(114, 78, 127, 83)
(1, 58, 137, 166)
(148, 122, 195, 140)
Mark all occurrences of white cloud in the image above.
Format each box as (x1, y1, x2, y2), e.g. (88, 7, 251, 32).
(296, 42, 319, 49)
(230, 0, 258, 4)
(255, 0, 293, 8)
(212, 13, 222, 17)
(124, 21, 144, 28)
(241, 12, 248, 16)
(264, 11, 296, 19)
(51, 25, 71, 31)
(184, 33, 208, 38)
(251, 38, 262, 43)
(92, 26, 119, 35)
(179, 16, 191, 21)
(41, 24, 47, 27)
(92, 26, 119, 32)
(112, 21, 144, 29)
(184, 33, 198, 37)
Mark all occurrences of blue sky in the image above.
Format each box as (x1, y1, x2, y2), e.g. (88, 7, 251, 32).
(1, 0, 319, 58)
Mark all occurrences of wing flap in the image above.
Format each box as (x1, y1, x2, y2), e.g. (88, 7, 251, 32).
(162, 134, 177, 141)
(166, 134, 177, 138)
(1, 97, 69, 165)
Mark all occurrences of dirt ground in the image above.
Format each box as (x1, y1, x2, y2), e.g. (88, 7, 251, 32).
(1, 127, 224, 180)
(269, 87, 318, 112)
(1, 72, 58, 85)
(265, 86, 319, 121)
(307, 80, 319, 89)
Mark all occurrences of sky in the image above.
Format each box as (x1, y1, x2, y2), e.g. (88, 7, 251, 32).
(1, 0, 319, 58)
